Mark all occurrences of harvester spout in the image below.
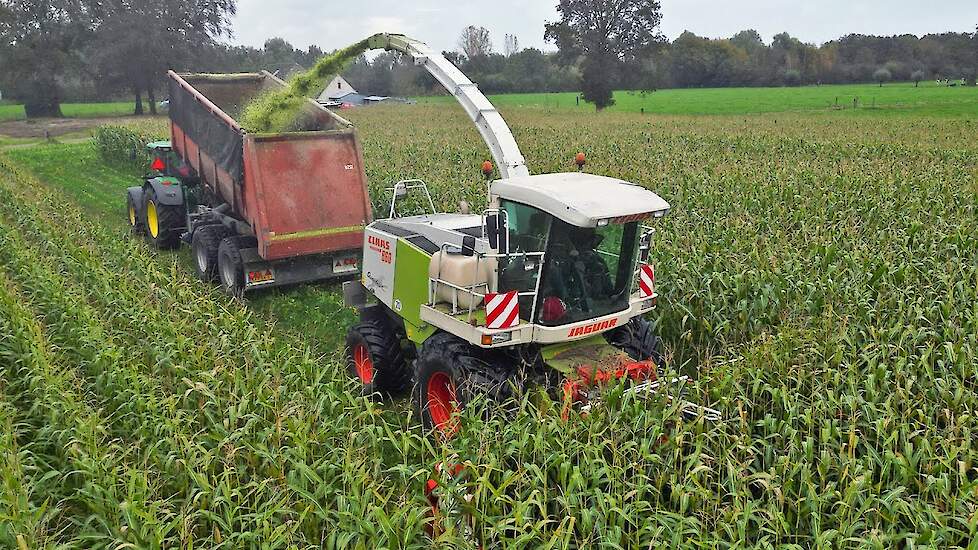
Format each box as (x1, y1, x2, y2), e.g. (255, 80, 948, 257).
(367, 33, 530, 180)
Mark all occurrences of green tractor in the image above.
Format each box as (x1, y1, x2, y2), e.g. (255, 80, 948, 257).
(343, 34, 718, 437)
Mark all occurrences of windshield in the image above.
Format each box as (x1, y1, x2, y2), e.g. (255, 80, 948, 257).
(536, 219, 639, 326)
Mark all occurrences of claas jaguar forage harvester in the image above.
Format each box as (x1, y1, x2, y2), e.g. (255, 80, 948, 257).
(343, 34, 719, 436)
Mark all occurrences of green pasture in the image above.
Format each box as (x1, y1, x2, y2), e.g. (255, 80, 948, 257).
(0, 101, 146, 121)
(420, 81, 978, 117)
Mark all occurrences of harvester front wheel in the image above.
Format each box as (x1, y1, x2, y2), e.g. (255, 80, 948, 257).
(192, 225, 231, 282)
(143, 187, 182, 249)
(345, 320, 411, 397)
(606, 317, 665, 366)
(217, 237, 246, 296)
(414, 333, 514, 439)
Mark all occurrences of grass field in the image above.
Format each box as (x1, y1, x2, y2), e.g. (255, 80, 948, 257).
(1, 104, 977, 547)
(421, 81, 978, 117)
(0, 101, 145, 121)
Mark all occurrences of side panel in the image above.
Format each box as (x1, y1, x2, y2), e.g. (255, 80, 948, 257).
(392, 239, 432, 327)
(362, 227, 397, 308)
(244, 131, 371, 261)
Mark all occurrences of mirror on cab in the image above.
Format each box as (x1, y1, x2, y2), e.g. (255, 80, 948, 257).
(639, 226, 654, 263)
(486, 213, 509, 252)
(393, 182, 408, 199)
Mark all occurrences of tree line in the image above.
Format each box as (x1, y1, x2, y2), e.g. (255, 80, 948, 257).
(0, 0, 975, 116)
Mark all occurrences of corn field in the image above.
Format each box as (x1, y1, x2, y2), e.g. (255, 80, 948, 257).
(1, 105, 977, 548)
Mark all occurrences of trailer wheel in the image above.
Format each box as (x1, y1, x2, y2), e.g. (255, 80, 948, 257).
(143, 187, 182, 249)
(413, 333, 514, 439)
(345, 320, 411, 397)
(192, 225, 231, 282)
(217, 237, 246, 296)
(606, 317, 665, 367)
(126, 191, 144, 235)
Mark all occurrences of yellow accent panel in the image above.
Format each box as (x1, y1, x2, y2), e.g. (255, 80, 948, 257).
(267, 224, 365, 243)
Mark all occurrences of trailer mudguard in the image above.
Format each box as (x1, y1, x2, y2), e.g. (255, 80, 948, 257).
(144, 177, 185, 206)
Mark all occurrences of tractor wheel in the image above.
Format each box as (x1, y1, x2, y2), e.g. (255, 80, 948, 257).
(126, 192, 144, 235)
(345, 320, 412, 397)
(143, 187, 182, 249)
(413, 332, 515, 439)
(217, 236, 246, 296)
(192, 225, 231, 282)
(606, 317, 665, 366)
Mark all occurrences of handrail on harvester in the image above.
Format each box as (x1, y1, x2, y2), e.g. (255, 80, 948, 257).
(367, 33, 530, 180)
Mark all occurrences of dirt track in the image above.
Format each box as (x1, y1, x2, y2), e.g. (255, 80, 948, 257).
(0, 115, 166, 139)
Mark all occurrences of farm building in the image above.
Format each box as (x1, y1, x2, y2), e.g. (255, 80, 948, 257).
(317, 75, 358, 103)
(315, 75, 414, 107)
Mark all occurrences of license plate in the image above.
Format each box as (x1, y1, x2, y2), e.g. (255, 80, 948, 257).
(246, 268, 275, 286)
(333, 256, 359, 274)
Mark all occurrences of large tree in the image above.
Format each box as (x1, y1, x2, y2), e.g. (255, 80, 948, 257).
(545, 0, 664, 109)
(458, 25, 492, 59)
(92, 0, 236, 115)
(0, 0, 98, 117)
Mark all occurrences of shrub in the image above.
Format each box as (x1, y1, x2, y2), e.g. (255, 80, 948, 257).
(93, 121, 168, 173)
(782, 69, 802, 87)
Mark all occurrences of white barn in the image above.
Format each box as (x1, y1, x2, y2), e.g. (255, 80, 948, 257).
(317, 75, 357, 102)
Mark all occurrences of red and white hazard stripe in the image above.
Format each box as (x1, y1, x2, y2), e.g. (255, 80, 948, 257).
(485, 291, 520, 329)
(638, 264, 655, 298)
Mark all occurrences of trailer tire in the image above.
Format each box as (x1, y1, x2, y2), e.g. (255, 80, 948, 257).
(143, 187, 182, 249)
(413, 332, 514, 439)
(606, 317, 665, 367)
(217, 237, 246, 296)
(192, 225, 231, 282)
(345, 320, 412, 397)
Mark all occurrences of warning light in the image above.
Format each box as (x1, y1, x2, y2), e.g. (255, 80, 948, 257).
(481, 161, 493, 178)
(151, 157, 165, 171)
(575, 152, 586, 170)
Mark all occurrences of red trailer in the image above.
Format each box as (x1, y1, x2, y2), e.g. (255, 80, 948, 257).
(125, 71, 372, 294)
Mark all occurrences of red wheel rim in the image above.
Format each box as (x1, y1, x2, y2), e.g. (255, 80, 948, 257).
(353, 343, 373, 384)
(426, 371, 458, 437)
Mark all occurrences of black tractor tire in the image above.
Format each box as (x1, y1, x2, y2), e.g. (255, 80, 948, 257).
(192, 225, 231, 282)
(217, 236, 246, 296)
(345, 320, 412, 397)
(126, 192, 144, 235)
(413, 332, 516, 437)
(143, 187, 183, 249)
(606, 317, 665, 366)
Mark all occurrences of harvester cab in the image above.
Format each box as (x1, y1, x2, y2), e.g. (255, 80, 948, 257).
(344, 34, 719, 437)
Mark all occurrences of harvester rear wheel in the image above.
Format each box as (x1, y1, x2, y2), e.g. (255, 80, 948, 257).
(345, 320, 411, 397)
(217, 236, 246, 296)
(413, 332, 515, 439)
(192, 225, 231, 282)
(606, 317, 665, 366)
(143, 187, 182, 249)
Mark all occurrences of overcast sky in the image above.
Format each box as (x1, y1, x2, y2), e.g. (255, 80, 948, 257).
(230, 0, 978, 53)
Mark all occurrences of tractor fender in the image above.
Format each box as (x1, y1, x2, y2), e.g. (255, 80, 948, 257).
(144, 177, 185, 206)
(126, 186, 145, 218)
